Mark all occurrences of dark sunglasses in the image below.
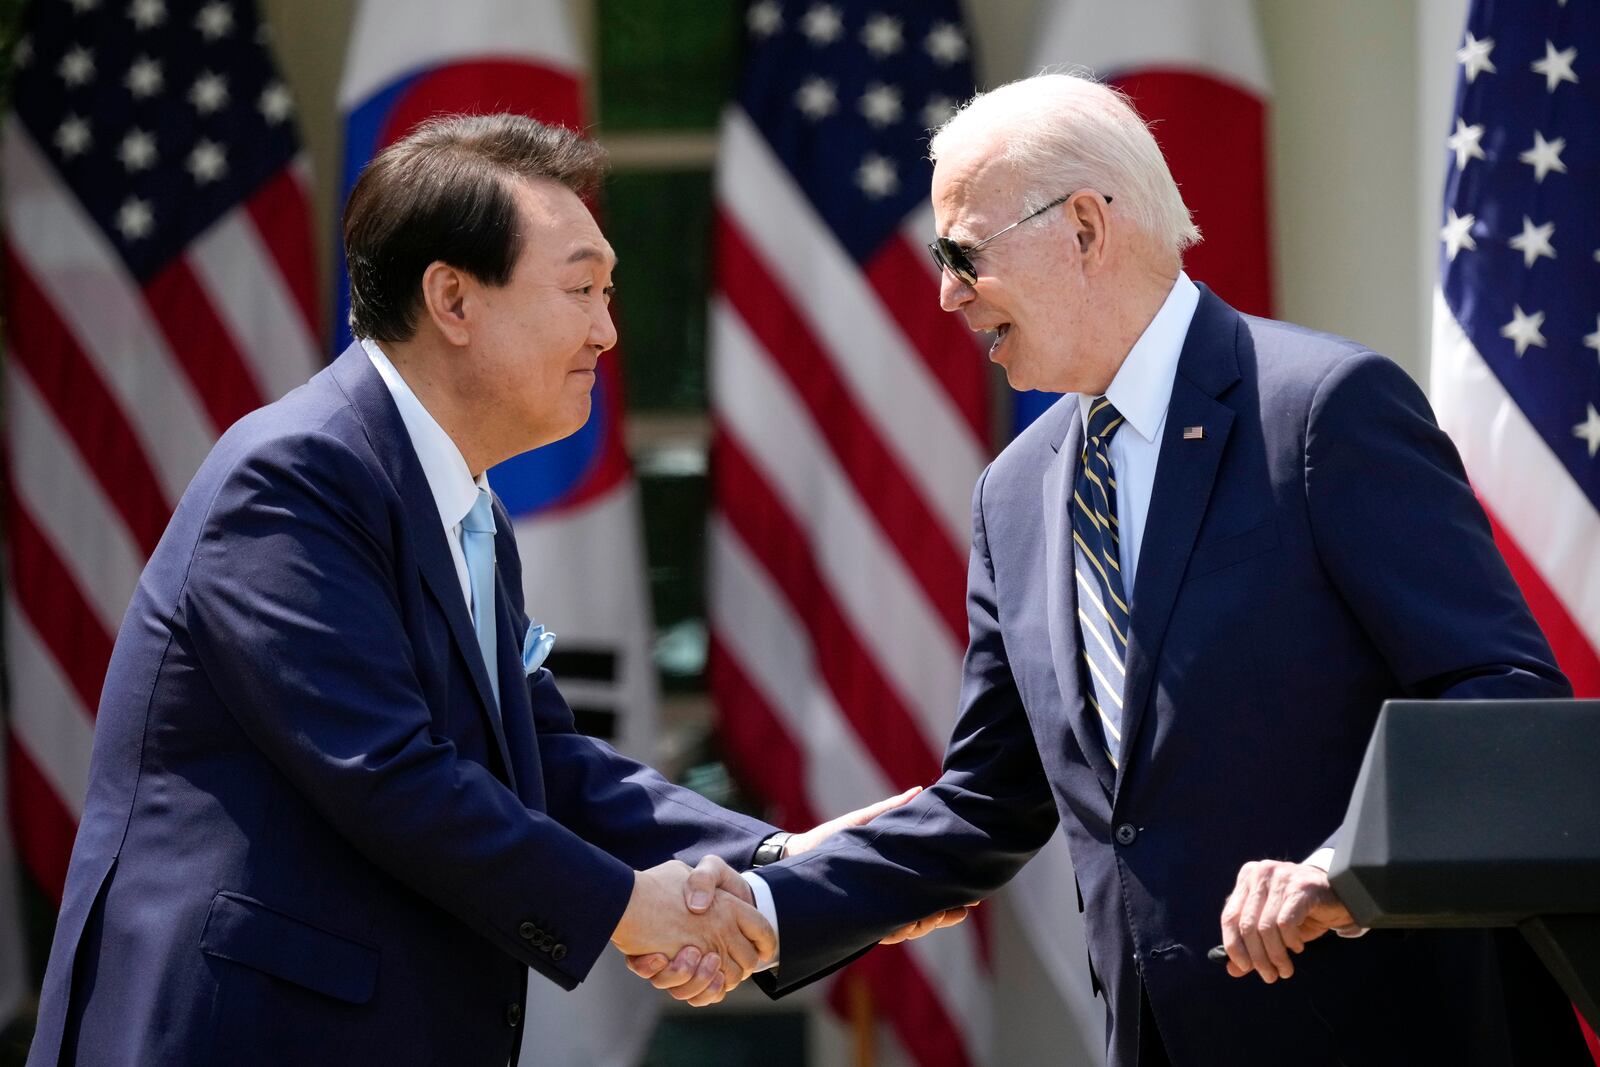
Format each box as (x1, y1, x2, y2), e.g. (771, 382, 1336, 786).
(928, 190, 1113, 286)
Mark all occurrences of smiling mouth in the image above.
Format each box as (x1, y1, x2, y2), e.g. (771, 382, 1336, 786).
(987, 323, 1011, 358)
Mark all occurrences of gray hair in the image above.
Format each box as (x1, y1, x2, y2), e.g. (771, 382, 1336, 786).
(929, 71, 1201, 257)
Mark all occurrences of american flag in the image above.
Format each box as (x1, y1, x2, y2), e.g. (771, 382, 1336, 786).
(1, 0, 320, 910)
(1430, 2, 1600, 699)
(1428, 2, 1600, 1051)
(708, 2, 992, 1064)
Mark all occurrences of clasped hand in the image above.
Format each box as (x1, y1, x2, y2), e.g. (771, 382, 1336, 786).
(609, 858, 775, 1007)
(614, 787, 978, 1006)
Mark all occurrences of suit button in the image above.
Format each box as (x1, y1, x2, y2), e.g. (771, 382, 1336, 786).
(1115, 823, 1138, 846)
(519, 922, 538, 941)
(537, 936, 552, 954)
(552, 944, 568, 962)
(505, 1003, 522, 1028)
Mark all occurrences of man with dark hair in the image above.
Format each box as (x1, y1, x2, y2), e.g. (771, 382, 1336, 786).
(25, 113, 929, 1066)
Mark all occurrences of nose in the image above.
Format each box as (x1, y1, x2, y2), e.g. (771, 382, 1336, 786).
(939, 268, 974, 312)
(591, 302, 618, 353)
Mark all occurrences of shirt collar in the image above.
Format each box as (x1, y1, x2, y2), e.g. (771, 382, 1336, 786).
(1077, 271, 1201, 443)
(361, 338, 488, 532)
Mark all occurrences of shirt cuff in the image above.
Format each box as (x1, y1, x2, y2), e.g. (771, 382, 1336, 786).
(741, 871, 781, 970)
(1302, 847, 1367, 938)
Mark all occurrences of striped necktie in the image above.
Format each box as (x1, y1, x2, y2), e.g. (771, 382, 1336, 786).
(1072, 397, 1130, 771)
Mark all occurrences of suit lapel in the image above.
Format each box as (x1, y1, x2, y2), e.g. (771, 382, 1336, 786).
(1044, 410, 1117, 797)
(330, 345, 516, 782)
(1117, 290, 1241, 791)
(490, 508, 537, 802)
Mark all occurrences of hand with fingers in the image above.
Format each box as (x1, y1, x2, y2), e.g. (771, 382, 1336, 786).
(877, 901, 980, 945)
(626, 787, 981, 1004)
(781, 785, 923, 858)
(1218, 859, 1357, 983)
(609, 859, 776, 1007)
(624, 854, 766, 1004)
(784, 787, 980, 944)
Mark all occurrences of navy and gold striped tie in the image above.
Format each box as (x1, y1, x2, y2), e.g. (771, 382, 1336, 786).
(1072, 397, 1130, 771)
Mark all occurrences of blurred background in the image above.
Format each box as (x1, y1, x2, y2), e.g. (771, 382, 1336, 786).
(4, 0, 1596, 1064)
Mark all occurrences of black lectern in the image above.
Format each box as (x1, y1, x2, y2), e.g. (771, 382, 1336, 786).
(1329, 699, 1600, 1031)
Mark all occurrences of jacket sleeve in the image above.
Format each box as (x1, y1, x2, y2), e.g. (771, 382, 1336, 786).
(487, 495, 781, 872)
(1303, 351, 1570, 701)
(753, 464, 1061, 996)
(526, 667, 779, 871)
(180, 431, 635, 991)
(1303, 352, 1571, 852)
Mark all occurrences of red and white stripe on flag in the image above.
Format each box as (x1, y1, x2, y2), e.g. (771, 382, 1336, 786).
(708, 2, 994, 1061)
(1, 0, 322, 909)
(1005, 1, 1275, 1053)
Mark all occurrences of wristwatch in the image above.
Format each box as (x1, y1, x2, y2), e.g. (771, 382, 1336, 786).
(752, 831, 792, 867)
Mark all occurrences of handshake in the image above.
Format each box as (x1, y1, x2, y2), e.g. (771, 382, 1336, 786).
(607, 787, 976, 1006)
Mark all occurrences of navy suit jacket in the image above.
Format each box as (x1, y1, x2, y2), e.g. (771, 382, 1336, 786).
(755, 289, 1580, 1065)
(29, 345, 775, 1067)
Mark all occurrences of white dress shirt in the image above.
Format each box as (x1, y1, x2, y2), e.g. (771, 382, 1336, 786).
(362, 338, 490, 614)
(1077, 271, 1199, 583)
(1070, 281, 1342, 875)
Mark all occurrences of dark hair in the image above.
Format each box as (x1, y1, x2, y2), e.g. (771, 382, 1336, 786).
(342, 113, 608, 342)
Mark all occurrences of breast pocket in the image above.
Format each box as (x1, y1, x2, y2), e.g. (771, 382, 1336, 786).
(1184, 520, 1280, 581)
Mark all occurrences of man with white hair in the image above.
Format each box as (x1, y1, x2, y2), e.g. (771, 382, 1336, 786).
(659, 73, 1587, 1065)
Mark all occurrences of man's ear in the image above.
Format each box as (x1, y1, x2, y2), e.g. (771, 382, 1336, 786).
(420, 260, 471, 346)
(1069, 190, 1111, 268)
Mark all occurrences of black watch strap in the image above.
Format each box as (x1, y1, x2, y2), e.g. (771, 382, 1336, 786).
(752, 832, 792, 867)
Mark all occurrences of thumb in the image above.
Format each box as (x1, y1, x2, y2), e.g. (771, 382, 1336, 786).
(685, 854, 737, 913)
(626, 953, 669, 979)
(730, 891, 778, 964)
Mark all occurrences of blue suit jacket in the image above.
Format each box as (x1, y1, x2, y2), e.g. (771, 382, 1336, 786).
(755, 289, 1578, 1065)
(29, 345, 775, 1067)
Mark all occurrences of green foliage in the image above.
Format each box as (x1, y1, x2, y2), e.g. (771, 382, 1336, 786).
(606, 168, 716, 413)
(0, 0, 27, 110)
(598, 0, 743, 131)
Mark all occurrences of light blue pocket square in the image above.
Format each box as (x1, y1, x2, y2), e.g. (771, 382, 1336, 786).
(522, 622, 557, 675)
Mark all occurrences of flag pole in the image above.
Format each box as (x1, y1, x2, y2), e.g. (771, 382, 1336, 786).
(848, 971, 876, 1067)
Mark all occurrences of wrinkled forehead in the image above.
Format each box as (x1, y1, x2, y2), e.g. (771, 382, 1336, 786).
(931, 138, 1024, 244)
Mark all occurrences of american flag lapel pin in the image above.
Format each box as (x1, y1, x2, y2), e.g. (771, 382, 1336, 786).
(1183, 425, 1205, 440)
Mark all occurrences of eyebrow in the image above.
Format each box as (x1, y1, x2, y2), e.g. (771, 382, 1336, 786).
(565, 245, 614, 266)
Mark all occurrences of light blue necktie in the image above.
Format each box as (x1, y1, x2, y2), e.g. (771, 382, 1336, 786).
(461, 487, 500, 713)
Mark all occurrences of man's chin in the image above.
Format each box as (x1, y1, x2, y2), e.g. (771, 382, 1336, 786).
(999, 361, 1032, 392)
(522, 403, 593, 453)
